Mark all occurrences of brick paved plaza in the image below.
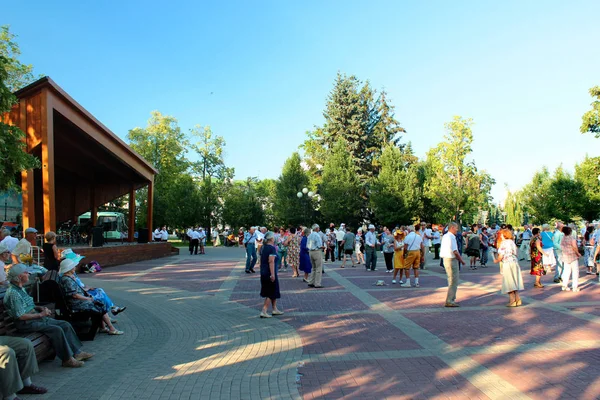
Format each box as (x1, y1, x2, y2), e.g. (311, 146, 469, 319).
(27, 248, 600, 400)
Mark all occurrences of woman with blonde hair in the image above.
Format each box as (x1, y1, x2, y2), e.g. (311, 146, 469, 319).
(493, 229, 524, 306)
(355, 228, 365, 265)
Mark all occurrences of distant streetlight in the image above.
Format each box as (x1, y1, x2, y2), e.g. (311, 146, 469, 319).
(302, 188, 308, 194)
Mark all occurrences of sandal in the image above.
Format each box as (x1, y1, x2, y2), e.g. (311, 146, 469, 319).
(108, 330, 124, 335)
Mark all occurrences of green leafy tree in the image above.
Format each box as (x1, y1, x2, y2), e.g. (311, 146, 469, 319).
(221, 179, 265, 229)
(127, 111, 189, 228)
(581, 86, 600, 138)
(424, 116, 494, 223)
(0, 55, 39, 192)
(504, 190, 524, 227)
(0, 26, 37, 91)
(519, 167, 554, 224)
(574, 155, 600, 221)
(272, 153, 312, 226)
(255, 178, 276, 226)
(370, 142, 421, 226)
(547, 167, 586, 223)
(190, 125, 233, 234)
(319, 141, 363, 227)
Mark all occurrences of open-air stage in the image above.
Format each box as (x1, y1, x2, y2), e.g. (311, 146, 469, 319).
(67, 241, 178, 269)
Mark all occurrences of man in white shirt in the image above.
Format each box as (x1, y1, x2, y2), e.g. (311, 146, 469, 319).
(421, 223, 433, 269)
(12, 228, 37, 265)
(440, 222, 465, 307)
(364, 224, 379, 271)
(307, 224, 325, 288)
(188, 228, 199, 255)
(256, 227, 267, 254)
(335, 224, 346, 261)
(403, 224, 425, 287)
(153, 228, 160, 241)
(160, 226, 169, 242)
(0, 229, 19, 252)
(519, 225, 532, 261)
(432, 227, 442, 259)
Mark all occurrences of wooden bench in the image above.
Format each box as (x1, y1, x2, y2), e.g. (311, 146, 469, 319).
(0, 285, 55, 363)
(38, 271, 102, 341)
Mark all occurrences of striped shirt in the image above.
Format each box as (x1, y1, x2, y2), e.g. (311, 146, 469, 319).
(4, 283, 35, 319)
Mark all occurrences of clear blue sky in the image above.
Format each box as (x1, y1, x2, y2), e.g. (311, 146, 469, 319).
(5, 0, 600, 203)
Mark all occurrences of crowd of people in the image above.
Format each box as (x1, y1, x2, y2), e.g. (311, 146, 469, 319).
(237, 220, 599, 316)
(1, 227, 127, 400)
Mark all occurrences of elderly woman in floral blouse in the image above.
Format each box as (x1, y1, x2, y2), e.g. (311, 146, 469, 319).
(59, 259, 124, 335)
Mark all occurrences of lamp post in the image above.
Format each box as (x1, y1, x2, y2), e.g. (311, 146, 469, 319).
(482, 210, 489, 225)
(501, 211, 507, 223)
(296, 188, 319, 223)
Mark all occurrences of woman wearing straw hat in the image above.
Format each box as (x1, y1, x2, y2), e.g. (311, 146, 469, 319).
(59, 259, 124, 335)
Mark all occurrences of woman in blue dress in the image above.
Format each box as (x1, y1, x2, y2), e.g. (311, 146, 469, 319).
(259, 232, 283, 318)
(299, 227, 312, 282)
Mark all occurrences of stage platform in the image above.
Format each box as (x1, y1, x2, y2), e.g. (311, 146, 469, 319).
(67, 242, 178, 269)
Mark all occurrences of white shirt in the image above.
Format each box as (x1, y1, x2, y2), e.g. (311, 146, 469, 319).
(12, 238, 32, 257)
(1, 236, 18, 252)
(189, 231, 200, 240)
(423, 228, 433, 246)
(153, 229, 161, 239)
(440, 232, 458, 259)
(404, 232, 423, 251)
(521, 229, 532, 240)
(256, 231, 265, 243)
(160, 229, 169, 240)
(335, 229, 345, 241)
(432, 231, 441, 245)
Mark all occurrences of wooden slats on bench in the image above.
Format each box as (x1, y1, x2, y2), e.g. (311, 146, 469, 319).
(0, 285, 55, 362)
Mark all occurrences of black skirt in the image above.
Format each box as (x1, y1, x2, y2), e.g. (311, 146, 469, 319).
(260, 275, 281, 300)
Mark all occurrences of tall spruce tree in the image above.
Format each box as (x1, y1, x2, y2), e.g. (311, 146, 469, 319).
(303, 72, 405, 220)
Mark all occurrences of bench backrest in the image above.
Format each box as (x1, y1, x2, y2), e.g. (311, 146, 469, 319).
(0, 285, 18, 336)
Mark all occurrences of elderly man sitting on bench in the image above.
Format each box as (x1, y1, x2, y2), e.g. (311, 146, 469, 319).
(0, 336, 48, 399)
(3, 264, 94, 368)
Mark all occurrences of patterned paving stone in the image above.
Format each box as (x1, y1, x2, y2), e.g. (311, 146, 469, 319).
(470, 349, 600, 400)
(368, 287, 508, 309)
(280, 313, 422, 355)
(345, 275, 448, 290)
(405, 307, 600, 348)
(230, 291, 370, 313)
(298, 358, 490, 400)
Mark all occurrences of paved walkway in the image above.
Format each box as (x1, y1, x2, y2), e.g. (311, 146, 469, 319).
(25, 248, 600, 400)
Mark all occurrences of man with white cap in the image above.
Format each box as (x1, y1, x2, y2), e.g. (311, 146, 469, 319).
(365, 224, 379, 271)
(307, 224, 325, 288)
(3, 264, 93, 368)
(0, 228, 18, 252)
(11, 228, 38, 265)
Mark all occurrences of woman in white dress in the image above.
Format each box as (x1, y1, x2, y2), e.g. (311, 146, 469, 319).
(493, 230, 524, 307)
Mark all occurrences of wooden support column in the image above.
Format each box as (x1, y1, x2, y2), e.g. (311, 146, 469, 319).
(41, 90, 56, 233)
(21, 170, 35, 231)
(128, 186, 135, 242)
(146, 180, 153, 242)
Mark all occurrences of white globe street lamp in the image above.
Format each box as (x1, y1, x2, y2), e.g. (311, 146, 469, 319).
(302, 188, 308, 194)
(308, 191, 314, 198)
(297, 192, 303, 198)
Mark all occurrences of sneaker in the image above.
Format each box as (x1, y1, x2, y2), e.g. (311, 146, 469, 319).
(259, 311, 272, 318)
(573, 288, 580, 292)
(272, 309, 284, 316)
(415, 282, 420, 288)
(62, 358, 84, 368)
(561, 286, 571, 291)
(74, 352, 94, 361)
(392, 280, 397, 284)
